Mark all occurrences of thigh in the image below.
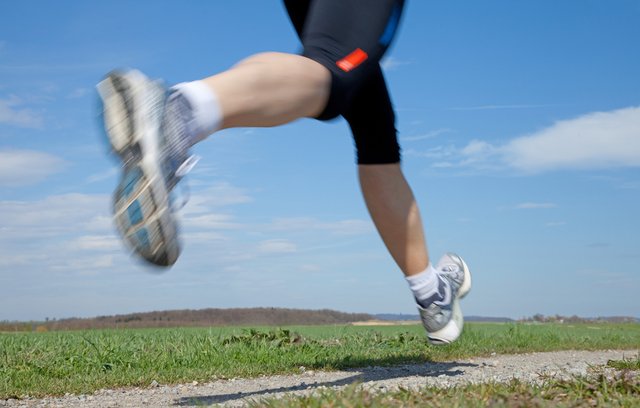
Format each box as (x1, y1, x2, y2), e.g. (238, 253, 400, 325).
(302, 0, 404, 64)
(283, 0, 311, 38)
(288, 0, 406, 119)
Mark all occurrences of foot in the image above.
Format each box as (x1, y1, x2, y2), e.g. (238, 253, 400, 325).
(417, 253, 472, 344)
(97, 70, 191, 267)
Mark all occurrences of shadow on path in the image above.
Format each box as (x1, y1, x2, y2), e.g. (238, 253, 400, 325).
(174, 358, 477, 406)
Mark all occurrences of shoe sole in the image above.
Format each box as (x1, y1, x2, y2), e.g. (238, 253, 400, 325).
(97, 71, 179, 266)
(426, 253, 472, 345)
(426, 298, 463, 345)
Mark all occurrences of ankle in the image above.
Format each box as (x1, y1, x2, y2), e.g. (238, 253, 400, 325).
(170, 80, 221, 142)
(406, 264, 442, 304)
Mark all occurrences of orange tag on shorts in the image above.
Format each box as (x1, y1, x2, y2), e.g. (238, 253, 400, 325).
(337, 48, 368, 72)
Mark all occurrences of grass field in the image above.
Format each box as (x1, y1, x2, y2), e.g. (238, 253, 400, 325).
(1, 322, 639, 400)
(253, 369, 640, 408)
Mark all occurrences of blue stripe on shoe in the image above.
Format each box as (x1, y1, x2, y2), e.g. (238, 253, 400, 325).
(135, 227, 151, 250)
(379, 2, 402, 46)
(122, 167, 143, 198)
(127, 200, 143, 226)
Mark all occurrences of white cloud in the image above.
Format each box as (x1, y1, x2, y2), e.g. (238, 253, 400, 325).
(300, 264, 322, 272)
(515, 202, 557, 209)
(461, 140, 495, 156)
(182, 231, 227, 242)
(503, 106, 640, 173)
(0, 96, 44, 128)
(69, 235, 121, 251)
(0, 193, 109, 237)
(619, 181, 640, 190)
(257, 239, 297, 254)
(450, 104, 553, 111)
(84, 215, 113, 232)
(175, 182, 251, 243)
(381, 56, 411, 71)
(418, 106, 640, 174)
(401, 128, 452, 143)
(404, 145, 458, 160)
(67, 88, 90, 99)
(431, 161, 454, 169)
(184, 182, 253, 214)
(0, 193, 117, 271)
(181, 213, 240, 230)
(269, 217, 374, 235)
(0, 254, 31, 268)
(0, 149, 65, 186)
(57, 255, 115, 271)
(85, 167, 118, 184)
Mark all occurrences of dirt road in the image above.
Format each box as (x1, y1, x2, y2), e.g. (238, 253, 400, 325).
(2, 349, 636, 407)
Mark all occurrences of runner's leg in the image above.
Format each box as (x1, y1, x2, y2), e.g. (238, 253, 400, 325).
(202, 52, 330, 129)
(193, 0, 405, 132)
(359, 164, 430, 276)
(283, 0, 429, 277)
(343, 68, 430, 277)
(172, 0, 429, 278)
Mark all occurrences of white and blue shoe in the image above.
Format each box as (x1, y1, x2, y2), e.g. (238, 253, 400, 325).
(97, 70, 193, 267)
(417, 253, 472, 344)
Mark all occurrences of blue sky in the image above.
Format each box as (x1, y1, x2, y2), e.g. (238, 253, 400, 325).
(1, 1, 639, 321)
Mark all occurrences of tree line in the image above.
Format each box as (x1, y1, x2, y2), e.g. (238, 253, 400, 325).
(519, 314, 638, 324)
(0, 308, 375, 332)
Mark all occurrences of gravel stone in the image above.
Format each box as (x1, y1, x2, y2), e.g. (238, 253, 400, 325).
(1, 350, 636, 407)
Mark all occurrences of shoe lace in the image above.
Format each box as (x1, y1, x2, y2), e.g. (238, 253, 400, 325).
(175, 154, 200, 178)
(160, 87, 202, 211)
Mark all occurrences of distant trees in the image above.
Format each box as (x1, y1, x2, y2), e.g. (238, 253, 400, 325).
(2, 311, 637, 332)
(520, 314, 638, 324)
(0, 308, 376, 331)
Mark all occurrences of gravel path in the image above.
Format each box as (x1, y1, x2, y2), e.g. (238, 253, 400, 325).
(2, 349, 637, 408)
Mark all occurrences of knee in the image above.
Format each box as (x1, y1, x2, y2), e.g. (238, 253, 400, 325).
(310, 61, 374, 121)
(355, 140, 402, 165)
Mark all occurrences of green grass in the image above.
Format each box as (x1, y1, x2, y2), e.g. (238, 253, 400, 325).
(608, 355, 640, 371)
(252, 373, 640, 407)
(1, 322, 639, 399)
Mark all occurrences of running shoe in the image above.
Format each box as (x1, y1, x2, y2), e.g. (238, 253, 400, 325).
(417, 253, 472, 344)
(97, 70, 192, 267)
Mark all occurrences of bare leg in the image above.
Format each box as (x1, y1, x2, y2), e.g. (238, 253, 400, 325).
(202, 52, 331, 129)
(199, 54, 431, 276)
(358, 163, 430, 277)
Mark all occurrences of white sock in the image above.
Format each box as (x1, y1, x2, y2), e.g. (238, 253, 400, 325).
(406, 264, 441, 303)
(170, 80, 222, 143)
